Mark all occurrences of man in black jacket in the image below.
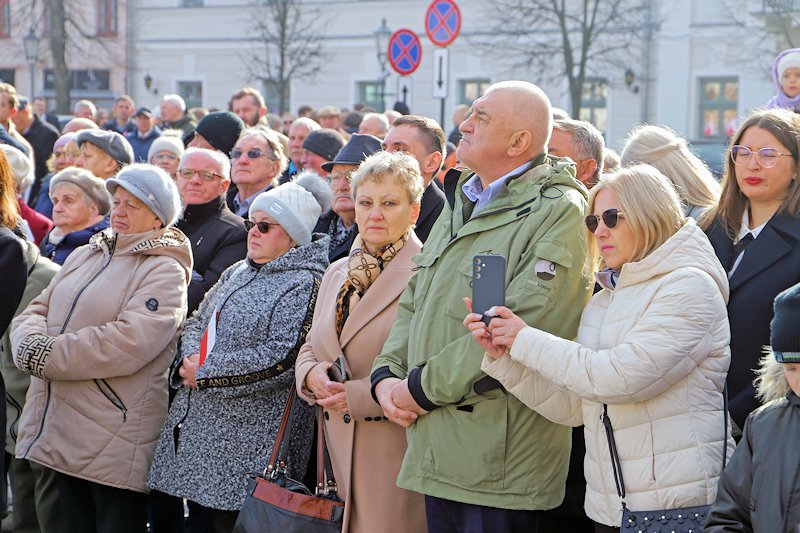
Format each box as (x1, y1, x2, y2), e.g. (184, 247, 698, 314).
(176, 147, 247, 314)
(381, 115, 445, 243)
(11, 97, 59, 206)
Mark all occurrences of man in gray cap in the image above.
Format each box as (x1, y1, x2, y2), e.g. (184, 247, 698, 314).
(75, 129, 134, 180)
(313, 133, 382, 261)
(300, 128, 344, 177)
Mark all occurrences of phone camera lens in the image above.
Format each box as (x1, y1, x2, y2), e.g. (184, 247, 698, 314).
(475, 273, 481, 279)
(474, 258, 481, 265)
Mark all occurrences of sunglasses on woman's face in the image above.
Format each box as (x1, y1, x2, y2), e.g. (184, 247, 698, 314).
(244, 220, 275, 234)
(585, 208, 625, 233)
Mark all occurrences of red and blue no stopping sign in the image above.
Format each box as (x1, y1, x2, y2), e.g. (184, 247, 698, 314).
(388, 29, 423, 76)
(425, 0, 461, 47)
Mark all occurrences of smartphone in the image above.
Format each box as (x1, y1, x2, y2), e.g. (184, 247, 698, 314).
(472, 254, 506, 326)
(327, 356, 349, 383)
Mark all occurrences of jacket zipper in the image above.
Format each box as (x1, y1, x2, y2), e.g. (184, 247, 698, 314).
(22, 234, 117, 459)
(94, 379, 128, 422)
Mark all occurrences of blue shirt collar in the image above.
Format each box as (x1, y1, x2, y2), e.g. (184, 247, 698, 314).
(461, 161, 533, 214)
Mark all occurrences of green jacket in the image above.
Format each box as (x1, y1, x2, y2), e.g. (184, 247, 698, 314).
(371, 154, 592, 510)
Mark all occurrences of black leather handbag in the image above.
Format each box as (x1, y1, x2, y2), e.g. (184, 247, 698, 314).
(602, 387, 729, 533)
(233, 392, 344, 533)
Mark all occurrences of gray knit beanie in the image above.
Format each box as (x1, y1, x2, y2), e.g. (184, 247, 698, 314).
(248, 171, 332, 245)
(50, 168, 112, 215)
(105, 164, 182, 226)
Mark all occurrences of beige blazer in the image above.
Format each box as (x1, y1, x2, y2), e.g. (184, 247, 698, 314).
(296, 232, 426, 533)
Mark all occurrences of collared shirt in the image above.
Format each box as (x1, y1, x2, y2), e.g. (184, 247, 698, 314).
(233, 186, 271, 218)
(461, 161, 532, 215)
(728, 209, 768, 278)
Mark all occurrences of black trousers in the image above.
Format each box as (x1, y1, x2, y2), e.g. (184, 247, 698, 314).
(594, 522, 618, 533)
(424, 495, 556, 533)
(57, 472, 147, 533)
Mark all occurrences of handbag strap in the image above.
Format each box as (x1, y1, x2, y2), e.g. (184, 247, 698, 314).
(266, 390, 296, 475)
(602, 385, 730, 502)
(315, 406, 339, 496)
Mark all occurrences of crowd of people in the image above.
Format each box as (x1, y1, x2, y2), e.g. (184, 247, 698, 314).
(0, 47, 799, 533)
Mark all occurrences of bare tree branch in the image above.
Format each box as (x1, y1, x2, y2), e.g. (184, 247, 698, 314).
(241, 0, 330, 113)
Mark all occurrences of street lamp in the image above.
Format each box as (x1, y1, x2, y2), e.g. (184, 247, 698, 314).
(373, 18, 390, 112)
(23, 28, 38, 98)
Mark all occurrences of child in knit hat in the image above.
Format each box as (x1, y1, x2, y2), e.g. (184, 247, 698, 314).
(767, 48, 800, 112)
(705, 282, 800, 531)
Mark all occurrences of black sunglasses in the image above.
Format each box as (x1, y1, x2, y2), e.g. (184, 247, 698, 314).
(244, 220, 275, 234)
(230, 148, 274, 160)
(585, 209, 625, 232)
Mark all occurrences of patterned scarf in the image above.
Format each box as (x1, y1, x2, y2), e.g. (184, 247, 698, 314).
(595, 267, 620, 291)
(334, 230, 410, 336)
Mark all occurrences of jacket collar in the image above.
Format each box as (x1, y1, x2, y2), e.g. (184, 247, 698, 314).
(180, 196, 226, 222)
(337, 232, 422, 348)
(728, 212, 800, 291)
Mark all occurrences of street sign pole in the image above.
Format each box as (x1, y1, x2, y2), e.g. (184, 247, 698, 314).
(433, 48, 449, 127)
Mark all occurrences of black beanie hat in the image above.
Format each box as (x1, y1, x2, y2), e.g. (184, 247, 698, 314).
(194, 111, 245, 156)
(302, 129, 345, 162)
(771, 282, 800, 362)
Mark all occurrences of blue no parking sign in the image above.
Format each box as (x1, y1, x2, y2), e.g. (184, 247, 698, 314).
(425, 0, 461, 47)
(388, 29, 423, 76)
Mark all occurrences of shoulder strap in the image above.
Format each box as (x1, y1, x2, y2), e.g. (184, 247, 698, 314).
(602, 386, 730, 501)
(266, 390, 296, 476)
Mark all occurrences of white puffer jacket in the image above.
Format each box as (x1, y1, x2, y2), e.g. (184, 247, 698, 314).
(482, 219, 736, 527)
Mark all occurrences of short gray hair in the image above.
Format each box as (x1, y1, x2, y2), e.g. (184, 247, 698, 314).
(74, 99, 97, 117)
(554, 118, 605, 181)
(350, 151, 424, 204)
(361, 113, 390, 135)
(180, 147, 231, 181)
(237, 127, 288, 180)
(162, 93, 186, 112)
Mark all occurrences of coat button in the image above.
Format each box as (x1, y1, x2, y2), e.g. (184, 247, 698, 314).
(323, 411, 330, 420)
(365, 417, 373, 422)
(374, 416, 382, 421)
(343, 414, 351, 423)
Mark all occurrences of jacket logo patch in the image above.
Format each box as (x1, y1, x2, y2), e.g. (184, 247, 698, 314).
(534, 259, 556, 280)
(146, 298, 159, 311)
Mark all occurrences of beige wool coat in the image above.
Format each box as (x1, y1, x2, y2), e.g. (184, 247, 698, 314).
(296, 232, 426, 533)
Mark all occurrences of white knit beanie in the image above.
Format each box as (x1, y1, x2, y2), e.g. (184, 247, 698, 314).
(778, 51, 800, 79)
(0, 145, 34, 193)
(148, 135, 185, 162)
(248, 171, 332, 245)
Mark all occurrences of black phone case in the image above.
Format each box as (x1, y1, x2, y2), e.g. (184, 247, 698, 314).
(472, 254, 506, 325)
(327, 357, 348, 383)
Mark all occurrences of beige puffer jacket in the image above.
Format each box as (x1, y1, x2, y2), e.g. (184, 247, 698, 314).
(11, 227, 191, 493)
(482, 219, 736, 527)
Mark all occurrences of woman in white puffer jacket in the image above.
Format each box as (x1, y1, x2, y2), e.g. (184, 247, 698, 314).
(464, 165, 736, 530)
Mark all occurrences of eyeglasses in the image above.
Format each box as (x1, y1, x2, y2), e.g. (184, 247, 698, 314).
(230, 148, 276, 160)
(730, 145, 793, 168)
(585, 209, 625, 232)
(327, 170, 354, 184)
(244, 219, 276, 234)
(178, 168, 224, 181)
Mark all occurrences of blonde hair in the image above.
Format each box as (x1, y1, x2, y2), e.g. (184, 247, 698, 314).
(621, 125, 720, 212)
(0, 151, 19, 228)
(587, 164, 685, 272)
(350, 151, 424, 204)
(700, 108, 800, 237)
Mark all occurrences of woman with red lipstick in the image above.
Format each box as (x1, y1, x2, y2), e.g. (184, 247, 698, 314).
(702, 107, 800, 437)
(464, 165, 733, 531)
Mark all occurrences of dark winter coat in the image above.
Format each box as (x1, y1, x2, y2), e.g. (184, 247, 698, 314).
(126, 127, 162, 163)
(706, 357, 800, 532)
(0, 226, 27, 336)
(176, 196, 247, 315)
(41, 219, 110, 266)
(23, 115, 59, 187)
(313, 210, 357, 263)
(414, 182, 445, 243)
(705, 213, 800, 429)
(147, 233, 329, 510)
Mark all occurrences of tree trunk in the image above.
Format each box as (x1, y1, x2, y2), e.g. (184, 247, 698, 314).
(49, 0, 70, 113)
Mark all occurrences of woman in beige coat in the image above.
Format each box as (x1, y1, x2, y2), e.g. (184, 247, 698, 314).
(296, 151, 427, 533)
